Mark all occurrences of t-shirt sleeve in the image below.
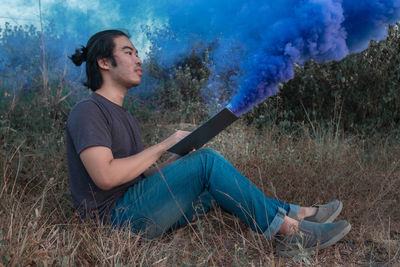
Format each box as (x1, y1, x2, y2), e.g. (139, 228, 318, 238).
(67, 100, 112, 154)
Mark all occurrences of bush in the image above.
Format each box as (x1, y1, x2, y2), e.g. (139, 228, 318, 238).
(139, 50, 212, 124)
(245, 24, 400, 136)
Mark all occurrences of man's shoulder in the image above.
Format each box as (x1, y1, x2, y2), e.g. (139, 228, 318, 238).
(70, 94, 99, 112)
(67, 95, 111, 127)
(73, 92, 119, 114)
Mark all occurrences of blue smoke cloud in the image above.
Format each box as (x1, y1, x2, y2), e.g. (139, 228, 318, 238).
(2, 0, 400, 116)
(145, 0, 400, 115)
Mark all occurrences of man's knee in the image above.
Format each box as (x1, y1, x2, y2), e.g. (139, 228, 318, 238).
(181, 148, 226, 176)
(197, 148, 221, 158)
(184, 148, 221, 161)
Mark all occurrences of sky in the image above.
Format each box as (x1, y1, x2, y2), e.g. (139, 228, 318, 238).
(0, 0, 162, 56)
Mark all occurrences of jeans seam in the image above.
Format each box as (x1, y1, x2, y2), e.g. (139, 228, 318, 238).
(287, 204, 300, 219)
(263, 207, 287, 239)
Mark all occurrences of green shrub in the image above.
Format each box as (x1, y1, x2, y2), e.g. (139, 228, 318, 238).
(140, 50, 211, 124)
(245, 24, 400, 136)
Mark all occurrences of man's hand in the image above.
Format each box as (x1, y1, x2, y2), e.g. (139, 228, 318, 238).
(166, 145, 204, 164)
(142, 130, 190, 177)
(160, 130, 191, 149)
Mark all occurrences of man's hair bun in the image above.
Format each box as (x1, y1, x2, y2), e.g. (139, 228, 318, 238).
(69, 46, 88, 66)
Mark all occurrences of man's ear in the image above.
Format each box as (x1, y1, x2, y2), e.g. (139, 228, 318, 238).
(97, 58, 111, 70)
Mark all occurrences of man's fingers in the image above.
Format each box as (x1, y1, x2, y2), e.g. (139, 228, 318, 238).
(174, 130, 191, 140)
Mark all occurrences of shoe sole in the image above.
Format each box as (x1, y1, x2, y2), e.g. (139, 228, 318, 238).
(324, 200, 343, 223)
(277, 222, 351, 257)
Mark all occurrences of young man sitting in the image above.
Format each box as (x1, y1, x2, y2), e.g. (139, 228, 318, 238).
(67, 29, 351, 257)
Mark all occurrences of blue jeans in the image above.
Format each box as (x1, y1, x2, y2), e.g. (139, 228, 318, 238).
(110, 148, 299, 239)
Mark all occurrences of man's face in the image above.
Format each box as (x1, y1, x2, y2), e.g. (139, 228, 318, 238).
(108, 35, 142, 89)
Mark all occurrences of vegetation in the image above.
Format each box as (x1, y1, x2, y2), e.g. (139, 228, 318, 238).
(1, 23, 399, 265)
(245, 25, 400, 137)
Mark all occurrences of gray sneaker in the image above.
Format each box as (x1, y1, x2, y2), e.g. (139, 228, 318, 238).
(304, 200, 343, 223)
(276, 220, 351, 257)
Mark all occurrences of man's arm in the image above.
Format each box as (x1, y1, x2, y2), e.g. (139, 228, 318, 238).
(80, 130, 189, 190)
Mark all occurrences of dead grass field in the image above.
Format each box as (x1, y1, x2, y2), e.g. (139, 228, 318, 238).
(1, 117, 399, 266)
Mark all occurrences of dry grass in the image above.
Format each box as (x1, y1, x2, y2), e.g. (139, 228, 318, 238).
(1, 115, 400, 266)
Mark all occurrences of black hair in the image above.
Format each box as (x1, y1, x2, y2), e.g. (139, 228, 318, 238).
(69, 29, 130, 91)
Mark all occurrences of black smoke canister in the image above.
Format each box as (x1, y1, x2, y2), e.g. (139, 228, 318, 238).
(167, 107, 238, 156)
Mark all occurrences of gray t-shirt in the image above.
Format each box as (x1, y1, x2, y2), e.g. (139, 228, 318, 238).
(66, 92, 145, 222)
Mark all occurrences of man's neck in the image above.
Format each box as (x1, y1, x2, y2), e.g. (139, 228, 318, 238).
(95, 85, 127, 107)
